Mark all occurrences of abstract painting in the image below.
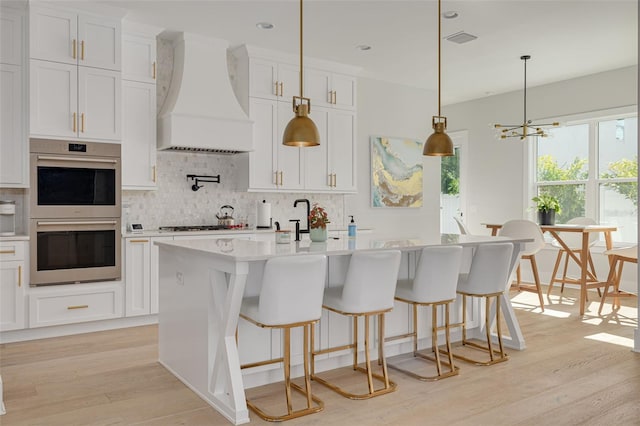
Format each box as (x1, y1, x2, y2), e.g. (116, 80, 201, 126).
(371, 136, 423, 207)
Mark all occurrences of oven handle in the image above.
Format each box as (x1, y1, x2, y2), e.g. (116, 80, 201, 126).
(37, 221, 118, 226)
(37, 155, 118, 164)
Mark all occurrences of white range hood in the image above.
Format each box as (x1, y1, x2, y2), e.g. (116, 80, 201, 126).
(158, 33, 253, 154)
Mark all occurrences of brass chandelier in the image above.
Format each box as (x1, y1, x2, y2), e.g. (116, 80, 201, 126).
(282, 0, 320, 147)
(493, 55, 559, 140)
(423, 0, 454, 157)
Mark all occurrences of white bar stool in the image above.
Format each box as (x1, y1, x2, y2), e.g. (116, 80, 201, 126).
(598, 245, 637, 315)
(447, 242, 514, 366)
(387, 245, 463, 381)
(311, 250, 402, 399)
(239, 254, 327, 422)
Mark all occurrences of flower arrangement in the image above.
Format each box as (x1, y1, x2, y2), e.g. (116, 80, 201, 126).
(309, 203, 330, 229)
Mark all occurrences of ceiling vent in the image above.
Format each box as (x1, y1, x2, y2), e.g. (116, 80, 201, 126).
(445, 31, 477, 44)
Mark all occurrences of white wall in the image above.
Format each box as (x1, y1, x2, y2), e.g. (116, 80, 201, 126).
(345, 77, 440, 239)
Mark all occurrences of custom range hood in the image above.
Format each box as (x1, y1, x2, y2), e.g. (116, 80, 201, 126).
(158, 33, 253, 154)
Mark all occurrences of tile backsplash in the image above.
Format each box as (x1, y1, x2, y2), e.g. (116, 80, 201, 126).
(123, 151, 345, 231)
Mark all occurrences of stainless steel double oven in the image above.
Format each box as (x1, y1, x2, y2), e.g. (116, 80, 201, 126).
(29, 139, 122, 286)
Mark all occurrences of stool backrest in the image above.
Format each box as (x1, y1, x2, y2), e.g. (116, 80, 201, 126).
(453, 217, 470, 235)
(258, 254, 327, 325)
(341, 250, 402, 313)
(499, 220, 544, 256)
(412, 246, 463, 302)
(462, 242, 513, 294)
(557, 217, 598, 249)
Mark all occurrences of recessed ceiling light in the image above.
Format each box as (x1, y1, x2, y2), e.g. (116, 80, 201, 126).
(445, 31, 477, 44)
(443, 11, 459, 19)
(256, 22, 274, 30)
(356, 45, 372, 51)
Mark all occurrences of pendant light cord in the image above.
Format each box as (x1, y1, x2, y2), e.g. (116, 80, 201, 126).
(437, 0, 441, 117)
(299, 0, 304, 98)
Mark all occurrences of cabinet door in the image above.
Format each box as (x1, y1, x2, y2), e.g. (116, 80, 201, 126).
(1, 7, 24, 66)
(249, 57, 278, 100)
(0, 64, 27, 187)
(122, 80, 156, 189)
(125, 238, 151, 317)
(29, 59, 77, 138)
(78, 14, 121, 71)
(329, 110, 356, 191)
(305, 68, 332, 108)
(331, 73, 356, 110)
(149, 236, 172, 314)
(122, 34, 156, 83)
(277, 63, 301, 101)
(277, 101, 304, 190)
(304, 106, 329, 190)
(0, 260, 25, 331)
(78, 66, 121, 140)
(248, 97, 278, 190)
(29, 6, 77, 65)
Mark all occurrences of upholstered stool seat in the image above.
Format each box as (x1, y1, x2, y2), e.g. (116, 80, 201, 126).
(387, 246, 463, 381)
(446, 242, 514, 366)
(311, 250, 402, 400)
(239, 254, 327, 422)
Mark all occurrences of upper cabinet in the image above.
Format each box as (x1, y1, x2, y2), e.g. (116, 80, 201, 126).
(121, 22, 161, 190)
(305, 69, 356, 111)
(233, 45, 359, 194)
(29, 5, 121, 71)
(0, 5, 28, 188)
(28, 4, 122, 142)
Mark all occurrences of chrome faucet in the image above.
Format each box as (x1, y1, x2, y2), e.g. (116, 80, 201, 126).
(293, 198, 310, 233)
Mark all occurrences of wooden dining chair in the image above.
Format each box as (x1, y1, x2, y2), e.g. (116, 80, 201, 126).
(598, 246, 637, 315)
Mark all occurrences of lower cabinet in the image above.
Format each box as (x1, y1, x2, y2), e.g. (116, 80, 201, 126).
(124, 237, 151, 316)
(0, 241, 27, 331)
(29, 282, 123, 328)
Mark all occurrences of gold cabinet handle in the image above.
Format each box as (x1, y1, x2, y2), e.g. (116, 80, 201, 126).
(81, 113, 85, 133)
(0, 250, 15, 254)
(73, 112, 77, 133)
(274, 81, 279, 96)
(279, 82, 284, 97)
(81, 40, 85, 60)
(332, 91, 337, 104)
(67, 305, 89, 310)
(333, 173, 337, 187)
(152, 166, 157, 183)
(279, 171, 283, 186)
(152, 61, 156, 79)
(72, 39, 77, 59)
(129, 239, 149, 243)
(18, 265, 22, 287)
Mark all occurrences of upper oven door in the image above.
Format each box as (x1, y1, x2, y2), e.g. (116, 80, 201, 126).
(30, 140, 121, 218)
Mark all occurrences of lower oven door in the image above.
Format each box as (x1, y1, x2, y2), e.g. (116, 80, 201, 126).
(30, 219, 121, 286)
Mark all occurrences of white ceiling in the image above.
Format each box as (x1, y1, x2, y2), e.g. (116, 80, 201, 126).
(101, 0, 637, 104)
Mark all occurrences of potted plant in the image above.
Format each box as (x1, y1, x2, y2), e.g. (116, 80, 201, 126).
(532, 194, 561, 225)
(309, 203, 330, 242)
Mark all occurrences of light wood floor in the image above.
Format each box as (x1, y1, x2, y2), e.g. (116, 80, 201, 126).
(1, 288, 638, 426)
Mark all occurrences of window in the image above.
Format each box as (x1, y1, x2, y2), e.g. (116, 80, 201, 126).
(533, 111, 637, 243)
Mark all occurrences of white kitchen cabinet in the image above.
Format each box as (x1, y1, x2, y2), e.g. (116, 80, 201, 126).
(121, 80, 156, 189)
(1, 7, 24, 66)
(29, 5, 121, 71)
(305, 68, 356, 111)
(124, 237, 151, 316)
(122, 32, 156, 83)
(247, 56, 299, 101)
(305, 106, 356, 192)
(246, 97, 303, 191)
(29, 282, 123, 328)
(149, 236, 172, 314)
(29, 59, 121, 141)
(0, 64, 28, 187)
(0, 241, 27, 331)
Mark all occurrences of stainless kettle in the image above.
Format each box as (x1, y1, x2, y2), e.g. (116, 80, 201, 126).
(216, 205, 235, 226)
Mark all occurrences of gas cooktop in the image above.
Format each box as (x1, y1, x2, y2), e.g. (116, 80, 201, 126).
(159, 225, 233, 232)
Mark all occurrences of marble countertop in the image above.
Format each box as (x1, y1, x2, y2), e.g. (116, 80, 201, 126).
(155, 232, 531, 262)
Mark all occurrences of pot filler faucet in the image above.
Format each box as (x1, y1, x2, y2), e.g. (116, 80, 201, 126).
(293, 198, 310, 233)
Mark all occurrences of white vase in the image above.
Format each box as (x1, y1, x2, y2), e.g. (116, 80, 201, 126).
(309, 227, 328, 242)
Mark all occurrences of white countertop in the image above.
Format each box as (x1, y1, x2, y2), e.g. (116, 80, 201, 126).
(0, 235, 29, 242)
(155, 232, 530, 262)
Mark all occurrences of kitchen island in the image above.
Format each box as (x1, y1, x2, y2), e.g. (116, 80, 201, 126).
(155, 233, 530, 425)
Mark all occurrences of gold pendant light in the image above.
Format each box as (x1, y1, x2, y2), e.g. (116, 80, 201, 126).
(493, 55, 559, 140)
(423, 0, 454, 157)
(282, 0, 320, 147)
